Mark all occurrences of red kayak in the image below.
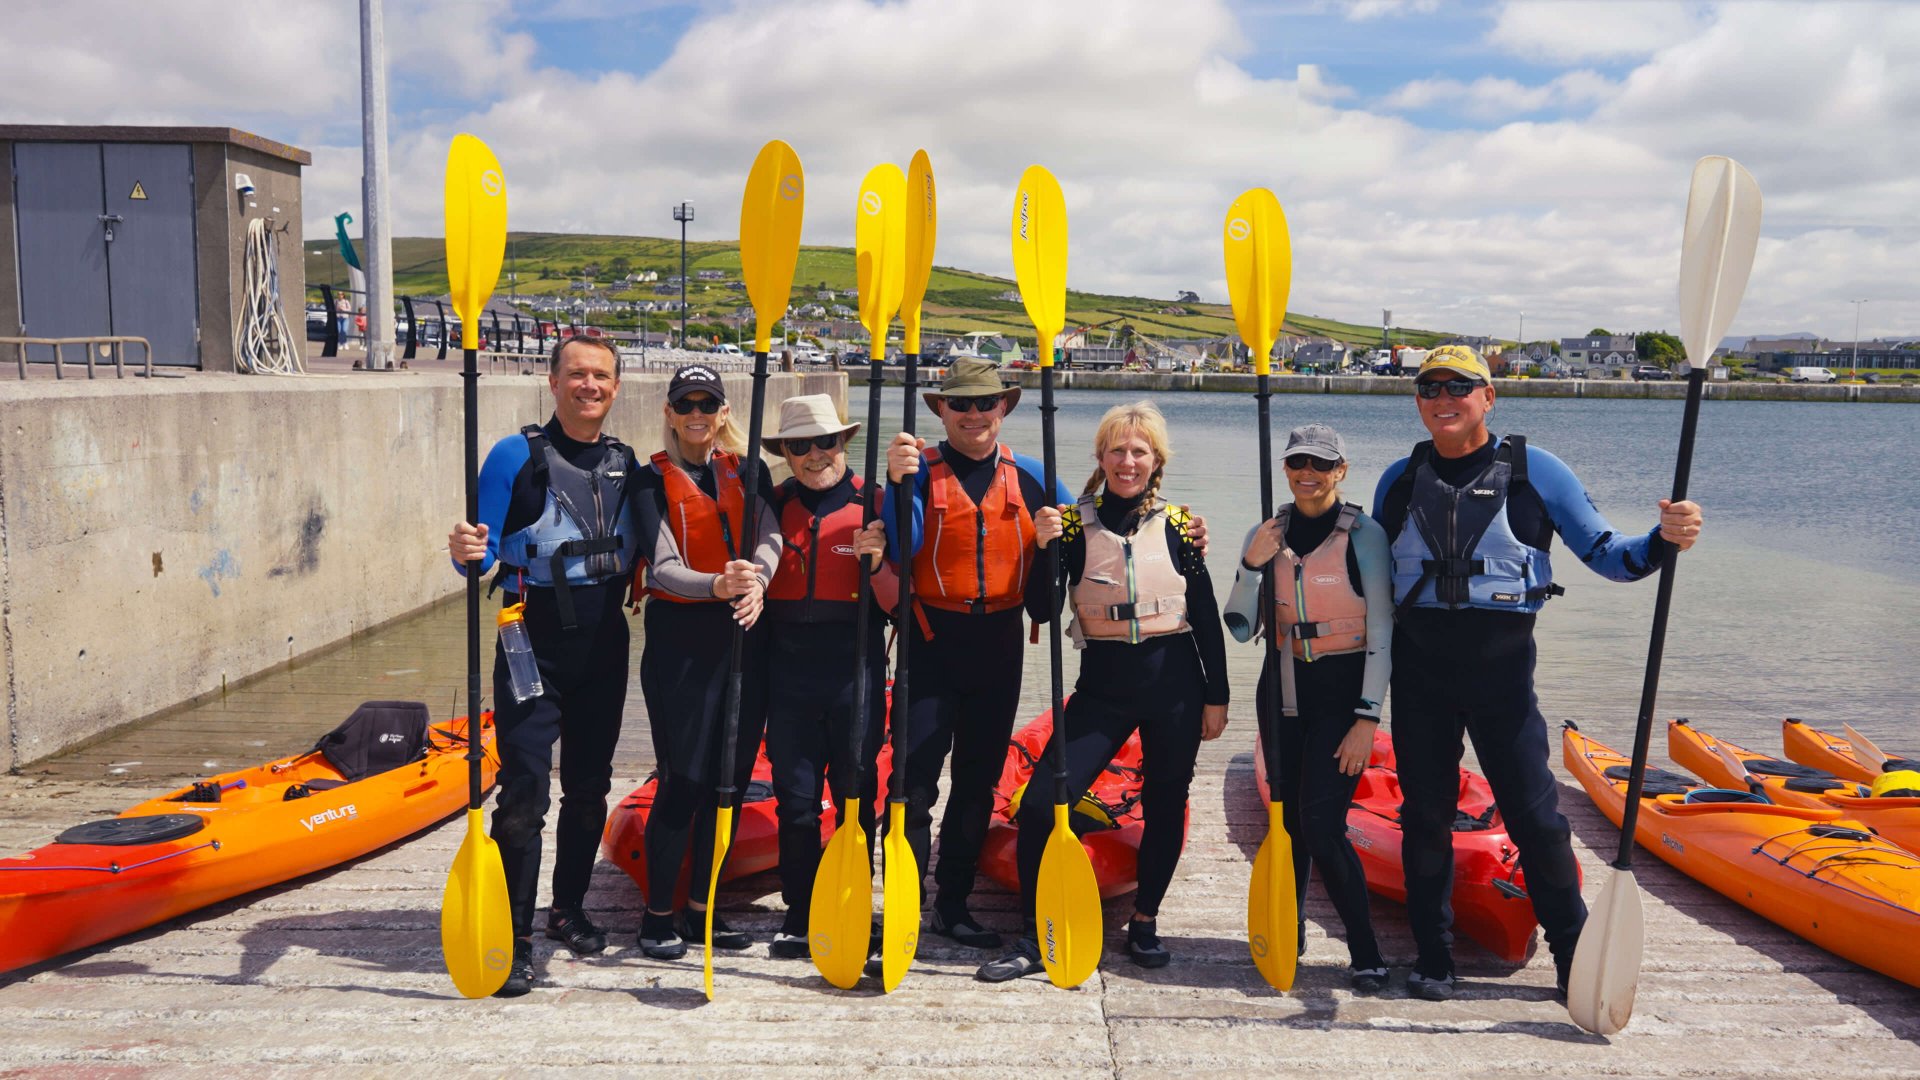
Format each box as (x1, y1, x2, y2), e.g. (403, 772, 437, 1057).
(1254, 728, 1550, 963)
(601, 695, 897, 906)
(979, 705, 1186, 900)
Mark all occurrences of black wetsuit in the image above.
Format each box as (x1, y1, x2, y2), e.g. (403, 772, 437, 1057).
(763, 473, 887, 919)
(630, 455, 779, 913)
(1017, 490, 1228, 923)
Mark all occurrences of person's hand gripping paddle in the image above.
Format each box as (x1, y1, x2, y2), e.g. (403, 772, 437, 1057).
(1566, 155, 1761, 1036)
(1012, 165, 1100, 989)
(810, 162, 905, 990)
(879, 149, 938, 992)
(439, 132, 512, 999)
(1222, 187, 1297, 992)
(705, 138, 805, 1001)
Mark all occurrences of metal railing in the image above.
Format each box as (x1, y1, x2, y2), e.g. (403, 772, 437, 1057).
(3, 336, 154, 379)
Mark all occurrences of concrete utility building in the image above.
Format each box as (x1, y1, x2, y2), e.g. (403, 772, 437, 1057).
(0, 125, 307, 371)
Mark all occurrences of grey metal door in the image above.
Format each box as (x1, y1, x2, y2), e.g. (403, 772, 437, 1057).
(12, 142, 111, 363)
(102, 143, 198, 366)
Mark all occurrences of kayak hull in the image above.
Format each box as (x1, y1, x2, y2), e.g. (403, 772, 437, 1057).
(1565, 724, 1920, 988)
(1669, 719, 1920, 852)
(980, 705, 1182, 900)
(1255, 729, 1543, 963)
(1781, 718, 1914, 786)
(0, 713, 497, 975)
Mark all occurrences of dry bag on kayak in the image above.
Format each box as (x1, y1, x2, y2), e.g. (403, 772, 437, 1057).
(314, 701, 431, 781)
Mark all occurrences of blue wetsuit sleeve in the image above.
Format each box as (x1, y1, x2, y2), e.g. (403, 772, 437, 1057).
(1349, 513, 1394, 721)
(1010, 450, 1074, 509)
(1370, 458, 1410, 522)
(883, 465, 929, 564)
(1526, 445, 1668, 582)
(455, 435, 528, 577)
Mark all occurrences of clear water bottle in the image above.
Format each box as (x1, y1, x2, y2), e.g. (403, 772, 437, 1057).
(497, 603, 543, 703)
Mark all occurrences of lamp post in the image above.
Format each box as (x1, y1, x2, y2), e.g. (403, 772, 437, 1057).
(1851, 298, 1867, 379)
(673, 201, 694, 350)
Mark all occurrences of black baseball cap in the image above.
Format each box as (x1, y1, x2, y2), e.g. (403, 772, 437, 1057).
(667, 364, 726, 404)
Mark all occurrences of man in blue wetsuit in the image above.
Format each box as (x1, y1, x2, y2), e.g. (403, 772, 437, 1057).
(446, 335, 638, 996)
(1372, 345, 1704, 1002)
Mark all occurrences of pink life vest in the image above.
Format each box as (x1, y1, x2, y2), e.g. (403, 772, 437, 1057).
(1068, 495, 1192, 646)
(1270, 502, 1368, 661)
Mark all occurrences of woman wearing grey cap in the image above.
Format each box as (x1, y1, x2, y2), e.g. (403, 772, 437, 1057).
(1224, 422, 1393, 993)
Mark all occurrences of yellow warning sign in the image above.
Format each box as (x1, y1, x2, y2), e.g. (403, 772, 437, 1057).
(129, 182, 148, 200)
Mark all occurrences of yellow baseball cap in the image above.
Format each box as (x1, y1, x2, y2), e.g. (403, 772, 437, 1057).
(1416, 344, 1491, 384)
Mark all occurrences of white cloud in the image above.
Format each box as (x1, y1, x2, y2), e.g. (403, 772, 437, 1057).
(1344, 0, 1441, 19)
(1486, 0, 1712, 62)
(0, 0, 1913, 340)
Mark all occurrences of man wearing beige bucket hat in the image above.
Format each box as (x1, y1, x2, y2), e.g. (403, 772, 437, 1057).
(758, 394, 899, 958)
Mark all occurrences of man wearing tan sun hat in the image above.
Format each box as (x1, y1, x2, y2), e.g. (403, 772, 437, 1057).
(759, 393, 899, 959)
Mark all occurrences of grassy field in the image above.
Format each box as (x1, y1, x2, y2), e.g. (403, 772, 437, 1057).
(304, 232, 1455, 348)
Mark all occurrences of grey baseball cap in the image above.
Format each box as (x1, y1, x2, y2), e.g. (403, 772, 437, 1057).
(1282, 423, 1346, 462)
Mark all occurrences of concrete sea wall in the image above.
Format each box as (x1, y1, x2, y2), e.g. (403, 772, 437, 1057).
(0, 369, 841, 769)
(976, 370, 1920, 402)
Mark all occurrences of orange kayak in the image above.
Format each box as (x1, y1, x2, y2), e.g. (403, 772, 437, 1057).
(0, 703, 497, 975)
(1564, 723, 1920, 988)
(1669, 719, 1920, 851)
(1782, 718, 1915, 786)
(1255, 729, 1548, 962)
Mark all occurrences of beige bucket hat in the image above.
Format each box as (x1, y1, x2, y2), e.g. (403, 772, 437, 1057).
(769, 393, 859, 441)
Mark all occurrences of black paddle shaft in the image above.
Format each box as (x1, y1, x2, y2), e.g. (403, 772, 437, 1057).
(845, 357, 886, 795)
(889, 354, 919, 808)
(1041, 363, 1069, 804)
(462, 347, 484, 811)
(1256, 373, 1281, 798)
(1613, 366, 1707, 868)
(717, 352, 772, 808)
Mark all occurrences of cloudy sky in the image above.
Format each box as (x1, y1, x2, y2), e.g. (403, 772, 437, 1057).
(3, 0, 1913, 340)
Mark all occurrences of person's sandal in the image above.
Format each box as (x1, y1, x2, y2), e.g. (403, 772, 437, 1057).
(975, 938, 1043, 983)
(1125, 919, 1171, 969)
(931, 907, 1002, 949)
(1349, 965, 1389, 995)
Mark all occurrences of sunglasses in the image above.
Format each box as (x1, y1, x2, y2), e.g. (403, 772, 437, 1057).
(776, 433, 843, 456)
(1415, 379, 1483, 399)
(1284, 454, 1341, 472)
(941, 394, 1003, 413)
(670, 396, 722, 414)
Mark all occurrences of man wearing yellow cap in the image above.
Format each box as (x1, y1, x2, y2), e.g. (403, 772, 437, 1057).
(1372, 344, 1705, 1002)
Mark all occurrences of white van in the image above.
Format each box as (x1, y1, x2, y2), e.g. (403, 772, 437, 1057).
(709, 342, 743, 356)
(1787, 366, 1837, 383)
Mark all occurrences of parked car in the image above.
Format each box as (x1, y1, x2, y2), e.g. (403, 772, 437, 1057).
(710, 342, 743, 356)
(1631, 365, 1672, 381)
(1787, 366, 1837, 383)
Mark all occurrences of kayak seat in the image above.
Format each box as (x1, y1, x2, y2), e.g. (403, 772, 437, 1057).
(744, 778, 774, 804)
(314, 701, 431, 781)
(55, 814, 208, 846)
(1452, 807, 1497, 833)
(1682, 788, 1767, 805)
(281, 778, 349, 801)
(1782, 776, 1849, 794)
(1604, 764, 1694, 797)
(1745, 757, 1833, 781)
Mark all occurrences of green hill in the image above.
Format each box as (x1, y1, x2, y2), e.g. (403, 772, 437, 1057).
(304, 232, 1452, 349)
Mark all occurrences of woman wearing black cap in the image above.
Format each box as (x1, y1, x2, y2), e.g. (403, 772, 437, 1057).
(628, 363, 780, 959)
(1225, 422, 1394, 993)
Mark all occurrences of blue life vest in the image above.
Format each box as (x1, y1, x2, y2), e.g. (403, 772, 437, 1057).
(1384, 436, 1563, 615)
(497, 426, 637, 614)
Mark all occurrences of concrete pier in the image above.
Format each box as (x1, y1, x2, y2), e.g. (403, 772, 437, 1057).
(1, 599, 1915, 1076)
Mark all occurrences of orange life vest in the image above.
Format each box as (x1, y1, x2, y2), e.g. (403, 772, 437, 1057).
(1270, 502, 1368, 661)
(912, 444, 1033, 617)
(645, 449, 744, 604)
(1068, 495, 1192, 646)
(767, 475, 885, 622)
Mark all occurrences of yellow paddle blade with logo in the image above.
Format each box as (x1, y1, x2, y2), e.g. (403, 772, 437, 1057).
(901, 150, 939, 356)
(740, 139, 806, 354)
(856, 164, 907, 360)
(443, 134, 507, 352)
(441, 807, 513, 998)
(1036, 801, 1102, 988)
(809, 797, 873, 990)
(702, 803, 734, 1001)
(881, 800, 920, 991)
(1009, 165, 1067, 367)
(1246, 800, 1298, 990)
(1221, 188, 1291, 376)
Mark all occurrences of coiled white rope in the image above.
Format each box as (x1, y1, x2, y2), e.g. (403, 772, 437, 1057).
(234, 217, 305, 374)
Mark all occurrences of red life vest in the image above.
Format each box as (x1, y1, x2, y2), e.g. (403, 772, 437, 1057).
(912, 444, 1033, 617)
(766, 475, 886, 622)
(645, 449, 744, 604)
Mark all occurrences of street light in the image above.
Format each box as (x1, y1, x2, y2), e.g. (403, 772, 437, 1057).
(673, 201, 694, 350)
(1851, 298, 1867, 379)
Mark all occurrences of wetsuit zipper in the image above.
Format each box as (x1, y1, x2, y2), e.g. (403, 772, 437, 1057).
(974, 507, 987, 608)
(1122, 536, 1137, 644)
(1294, 561, 1311, 661)
(804, 513, 821, 622)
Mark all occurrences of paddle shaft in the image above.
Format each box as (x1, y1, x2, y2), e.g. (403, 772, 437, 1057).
(462, 345, 484, 810)
(717, 354, 772, 809)
(1612, 365, 1707, 868)
(1041, 363, 1068, 802)
(1255, 371, 1279, 798)
(846, 356, 886, 791)
(890, 354, 918, 808)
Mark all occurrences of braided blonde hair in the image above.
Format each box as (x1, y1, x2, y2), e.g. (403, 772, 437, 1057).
(1083, 400, 1172, 516)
